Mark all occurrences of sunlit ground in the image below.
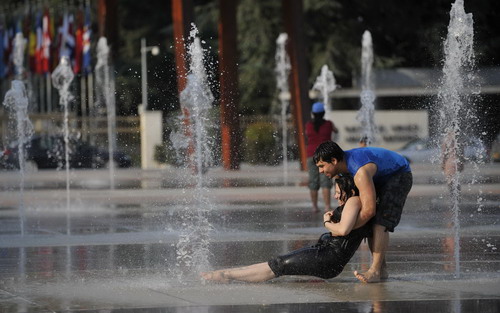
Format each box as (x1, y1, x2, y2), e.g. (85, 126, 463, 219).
(0, 162, 499, 312)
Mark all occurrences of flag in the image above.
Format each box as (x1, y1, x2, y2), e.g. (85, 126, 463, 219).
(28, 22, 37, 72)
(41, 10, 51, 74)
(35, 11, 43, 74)
(82, 6, 92, 75)
(0, 24, 5, 78)
(73, 10, 84, 74)
(59, 12, 75, 61)
(5, 24, 14, 77)
(51, 11, 61, 72)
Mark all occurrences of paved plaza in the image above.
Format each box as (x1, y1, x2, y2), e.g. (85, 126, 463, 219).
(0, 162, 499, 312)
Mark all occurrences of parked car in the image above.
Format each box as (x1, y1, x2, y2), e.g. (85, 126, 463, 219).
(491, 133, 500, 162)
(0, 135, 132, 170)
(396, 137, 488, 164)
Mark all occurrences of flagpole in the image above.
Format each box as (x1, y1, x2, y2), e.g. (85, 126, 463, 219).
(46, 74, 52, 113)
(40, 74, 46, 113)
(88, 73, 95, 145)
(81, 75, 88, 141)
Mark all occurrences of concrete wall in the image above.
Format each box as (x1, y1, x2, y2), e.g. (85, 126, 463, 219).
(325, 110, 428, 150)
(139, 106, 163, 169)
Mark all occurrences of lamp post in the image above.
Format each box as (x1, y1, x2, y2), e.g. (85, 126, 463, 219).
(141, 38, 160, 110)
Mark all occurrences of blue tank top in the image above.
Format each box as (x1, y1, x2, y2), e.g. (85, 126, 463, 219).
(344, 147, 411, 186)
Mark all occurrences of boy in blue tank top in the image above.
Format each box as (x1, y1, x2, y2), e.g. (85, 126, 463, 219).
(313, 141, 413, 283)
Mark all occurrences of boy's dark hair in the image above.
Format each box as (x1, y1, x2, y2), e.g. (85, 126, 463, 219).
(313, 141, 344, 164)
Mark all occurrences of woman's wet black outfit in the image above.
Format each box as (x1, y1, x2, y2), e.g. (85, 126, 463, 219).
(268, 205, 372, 279)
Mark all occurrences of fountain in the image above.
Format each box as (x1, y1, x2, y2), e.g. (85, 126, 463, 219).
(169, 24, 216, 279)
(52, 56, 75, 280)
(95, 37, 117, 189)
(275, 33, 291, 185)
(2, 81, 34, 236)
(3, 29, 33, 236)
(2, 31, 32, 287)
(312, 64, 337, 118)
(1, 4, 499, 312)
(12, 32, 27, 79)
(2, 81, 33, 290)
(437, 0, 480, 278)
(356, 30, 377, 146)
(51, 56, 75, 220)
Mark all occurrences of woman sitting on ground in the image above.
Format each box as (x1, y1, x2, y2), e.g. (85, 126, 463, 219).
(201, 174, 372, 283)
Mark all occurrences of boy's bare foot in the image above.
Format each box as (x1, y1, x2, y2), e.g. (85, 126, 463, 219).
(200, 271, 231, 283)
(354, 270, 381, 283)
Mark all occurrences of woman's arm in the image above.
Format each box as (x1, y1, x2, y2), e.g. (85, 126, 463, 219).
(324, 197, 361, 236)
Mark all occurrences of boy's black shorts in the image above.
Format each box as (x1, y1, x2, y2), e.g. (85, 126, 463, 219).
(375, 171, 413, 232)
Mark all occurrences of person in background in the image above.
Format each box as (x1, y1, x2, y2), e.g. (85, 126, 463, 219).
(441, 129, 465, 194)
(358, 136, 369, 147)
(305, 102, 338, 213)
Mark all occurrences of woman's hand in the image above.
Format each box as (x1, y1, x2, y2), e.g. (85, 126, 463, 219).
(323, 211, 333, 224)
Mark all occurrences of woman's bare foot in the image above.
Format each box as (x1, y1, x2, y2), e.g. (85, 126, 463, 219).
(200, 270, 231, 283)
(354, 270, 381, 283)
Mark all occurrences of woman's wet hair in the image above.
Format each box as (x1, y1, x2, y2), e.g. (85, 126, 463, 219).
(336, 174, 359, 203)
(331, 174, 358, 223)
(313, 141, 344, 164)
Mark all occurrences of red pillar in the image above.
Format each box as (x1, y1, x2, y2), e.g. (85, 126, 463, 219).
(97, 0, 118, 60)
(171, 0, 195, 168)
(218, 0, 241, 170)
(171, 0, 194, 93)
(282, 0, 309, 171)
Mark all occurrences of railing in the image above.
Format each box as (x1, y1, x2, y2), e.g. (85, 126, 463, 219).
(0, 112, 297, 166)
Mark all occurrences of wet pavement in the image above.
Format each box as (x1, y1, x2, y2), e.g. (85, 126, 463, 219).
(0, 162, 499, 312)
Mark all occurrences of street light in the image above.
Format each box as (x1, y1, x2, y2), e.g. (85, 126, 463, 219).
(141, 38, 160, 110)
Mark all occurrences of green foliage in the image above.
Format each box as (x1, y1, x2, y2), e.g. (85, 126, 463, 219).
(107, 0, 500, 117)
(304, 0, 359, 86)
(115, 0, 179, 115)
(156, 107, 222, 167)
(237, 0, 282, 115)
(243, 122, 279, 165)
(154, 143, 175, 165)
(303, 0, 446, 86)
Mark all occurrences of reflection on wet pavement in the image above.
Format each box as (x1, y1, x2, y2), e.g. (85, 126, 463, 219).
(0, 165, 499, 312)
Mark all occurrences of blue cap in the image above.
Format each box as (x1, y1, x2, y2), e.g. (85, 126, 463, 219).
(312, 102, 325, 113)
